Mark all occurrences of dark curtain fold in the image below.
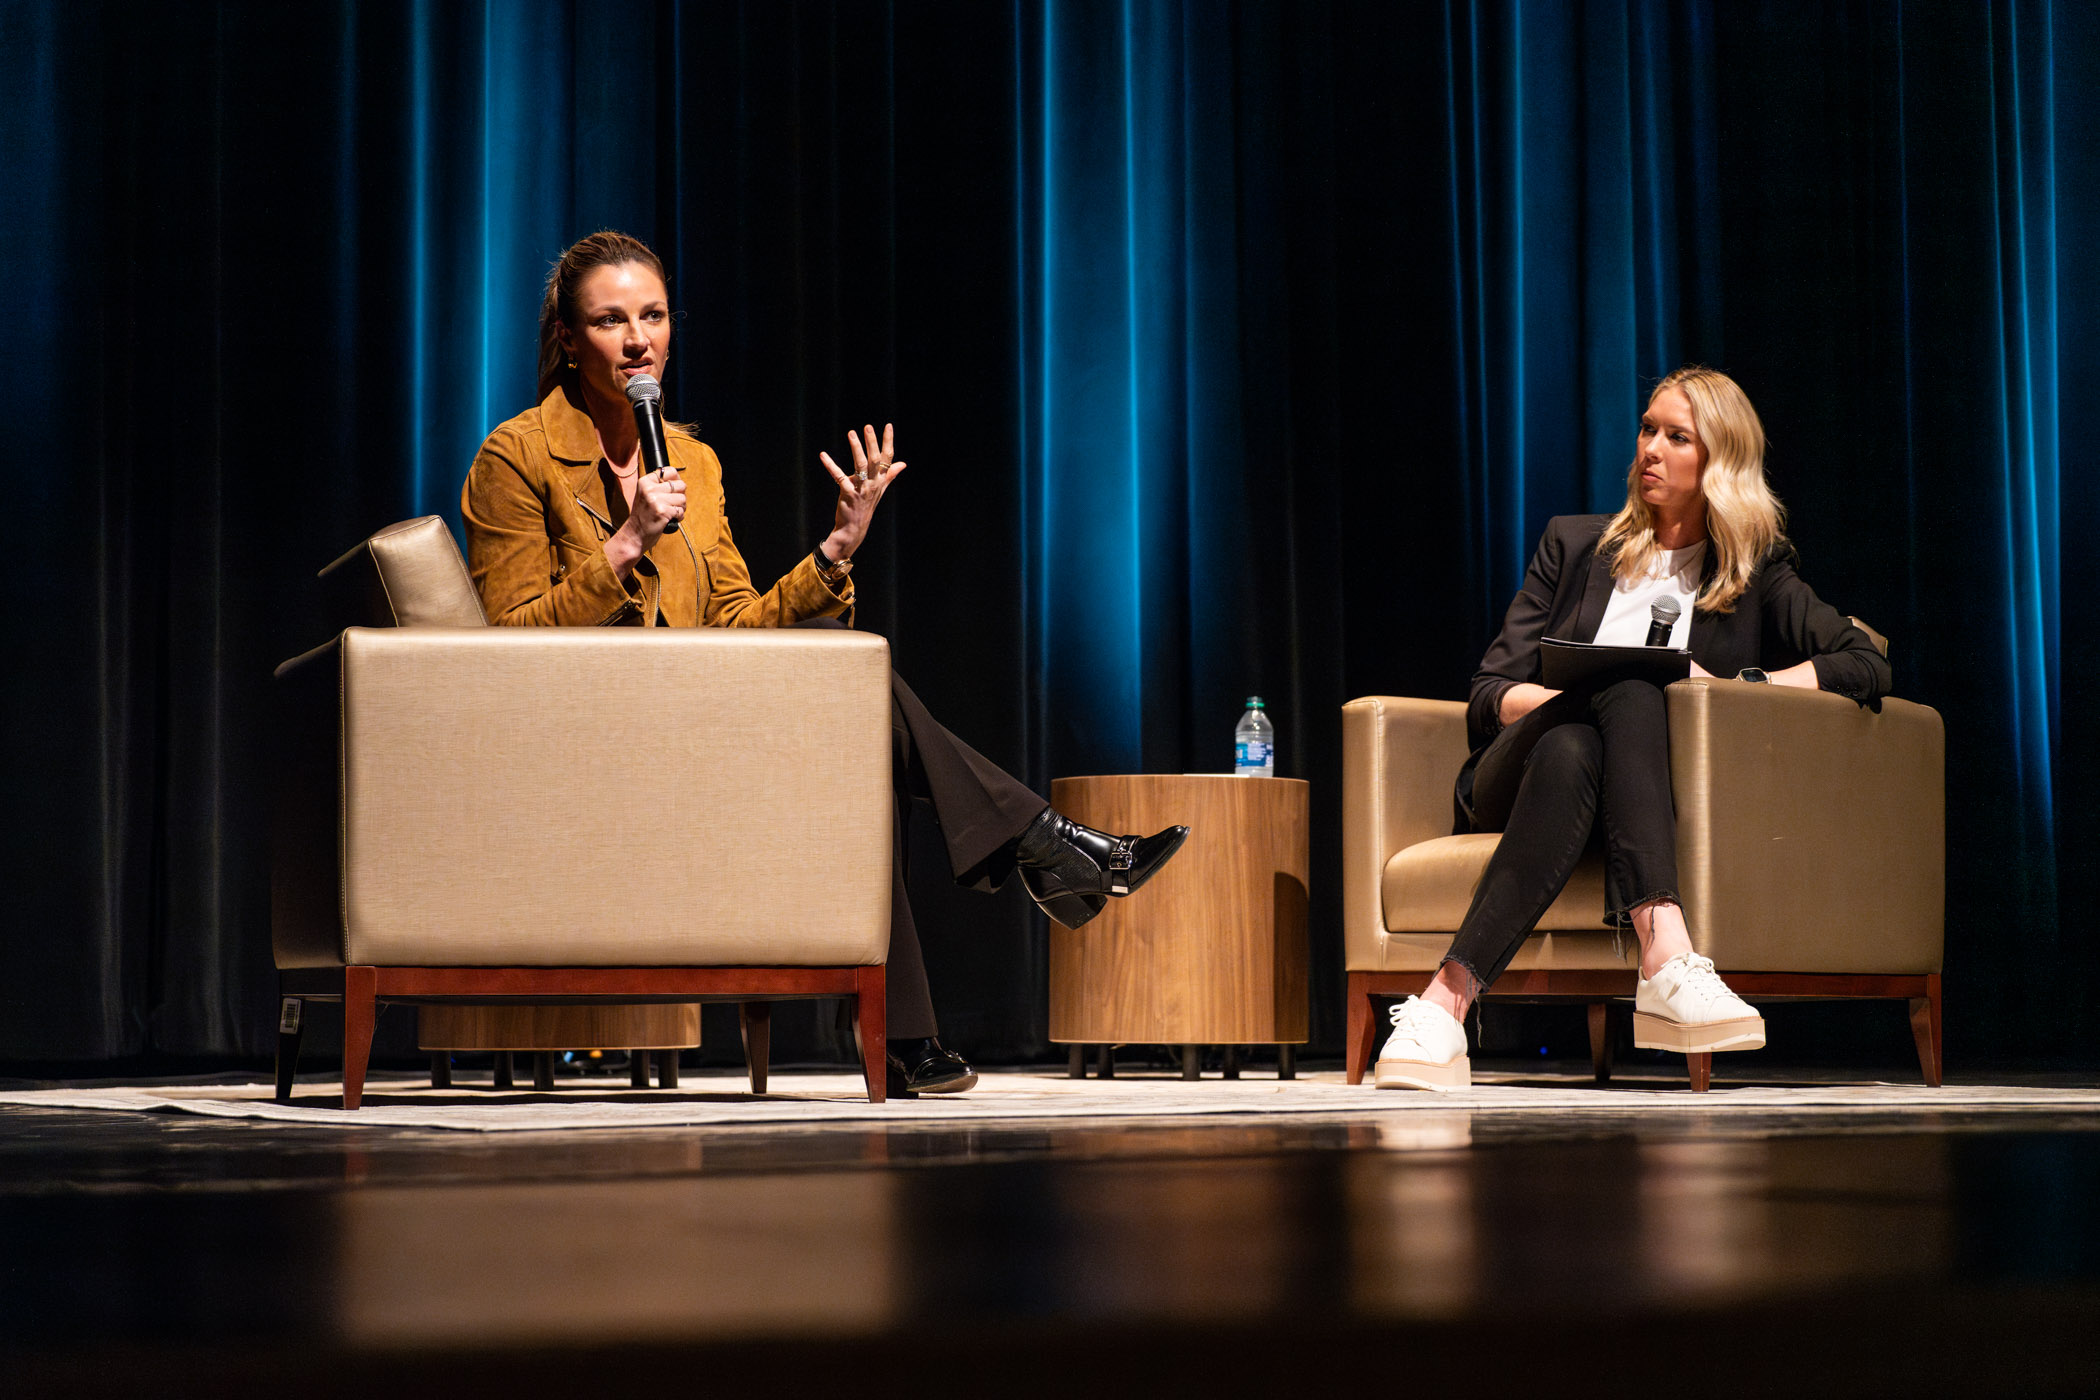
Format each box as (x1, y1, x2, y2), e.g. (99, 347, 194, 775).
(3, 0, 2093, 1066)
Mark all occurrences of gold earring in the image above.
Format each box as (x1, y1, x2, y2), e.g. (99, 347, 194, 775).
(566, 358, 576, 369)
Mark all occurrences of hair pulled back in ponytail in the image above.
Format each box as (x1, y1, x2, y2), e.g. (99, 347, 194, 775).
(536, 230, 669, 402)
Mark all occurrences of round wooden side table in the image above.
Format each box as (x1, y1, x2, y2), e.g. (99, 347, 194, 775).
(1047, 774, 1310, 1079)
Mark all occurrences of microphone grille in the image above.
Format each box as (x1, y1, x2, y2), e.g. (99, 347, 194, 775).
(1650, 596, 1683, 623)
(623, 373, 662, 405)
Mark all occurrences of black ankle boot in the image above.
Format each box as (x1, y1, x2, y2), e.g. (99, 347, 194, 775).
(1013, 808, 1190, 929)
(885, 1037, 977, 1097)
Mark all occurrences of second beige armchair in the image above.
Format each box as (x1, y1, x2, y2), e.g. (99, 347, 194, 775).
(1342, 674, 1945, 1091)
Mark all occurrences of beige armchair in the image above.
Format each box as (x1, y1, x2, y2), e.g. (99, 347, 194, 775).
(1342, 669, 1944, 1091)
(272, 518, 894, 1107)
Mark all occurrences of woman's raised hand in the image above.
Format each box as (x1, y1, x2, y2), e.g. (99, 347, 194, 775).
(818, 423, 907, 563)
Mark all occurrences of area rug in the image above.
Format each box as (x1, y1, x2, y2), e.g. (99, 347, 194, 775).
(4, 1068, 2099, 1133)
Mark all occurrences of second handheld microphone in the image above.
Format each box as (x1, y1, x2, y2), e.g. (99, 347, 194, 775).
(624, 372, 678, 534)
(1645, 596, 1682, 648)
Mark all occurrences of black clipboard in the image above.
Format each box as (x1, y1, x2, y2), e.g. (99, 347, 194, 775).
(1538, 637, 1692, 691)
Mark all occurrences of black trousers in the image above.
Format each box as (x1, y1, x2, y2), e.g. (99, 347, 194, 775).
(1444, 678, 1679, 988)
(794, 620, 1047, 1038)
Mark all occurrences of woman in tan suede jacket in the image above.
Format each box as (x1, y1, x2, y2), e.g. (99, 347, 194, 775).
(464, 377, 851, 630)
(459, 231, 1189, 1096)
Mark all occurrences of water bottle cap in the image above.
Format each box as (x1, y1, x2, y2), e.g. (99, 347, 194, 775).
(1245, 696, 1265, 708)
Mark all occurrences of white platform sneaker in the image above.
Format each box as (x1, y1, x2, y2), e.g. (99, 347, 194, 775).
(1373, 996, 1471, 1091)
(1633, 952, 1766, 1054)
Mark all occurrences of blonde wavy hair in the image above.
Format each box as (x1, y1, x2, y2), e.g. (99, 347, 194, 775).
(1599, 366, 1786, 614)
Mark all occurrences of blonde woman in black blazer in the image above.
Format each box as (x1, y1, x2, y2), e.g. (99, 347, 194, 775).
(1375, 367, 1891, 1091)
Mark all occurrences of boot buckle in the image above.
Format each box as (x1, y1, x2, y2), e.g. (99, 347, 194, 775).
(1108, 840, 1135, 896)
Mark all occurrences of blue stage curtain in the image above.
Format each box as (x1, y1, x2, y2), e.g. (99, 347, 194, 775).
(1438, 0, 1722, 635)
(4, 0, 2096, 1064)
(1984, 0, 2063, 939)
(1014, 0, 1250, 779)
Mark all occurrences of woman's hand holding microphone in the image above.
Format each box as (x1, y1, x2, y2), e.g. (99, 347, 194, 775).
(605, 465, 686, 580)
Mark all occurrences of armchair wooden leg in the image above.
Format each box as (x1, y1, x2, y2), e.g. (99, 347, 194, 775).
(656, 1050, 680, 1088)
(629, 1053, 650, 1088)
(741, 1002, 772, 1095)
(274, 996, 304, 1103)
(1686, 1052, 1712, 1093)
(1346, 972, 1376, 1085)
(853, 965, 888, 1104)
(494, 1050, 515, 1089)
(342, 967, 377, 1110)
(1587, 1002, 1614, 1085)
(1910, 973, 1944, 1087)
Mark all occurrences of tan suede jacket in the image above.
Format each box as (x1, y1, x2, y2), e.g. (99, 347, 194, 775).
(461, 385, 852, 627)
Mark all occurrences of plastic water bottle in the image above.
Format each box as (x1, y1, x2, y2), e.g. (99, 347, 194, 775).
(1234, 697, 1276, 777)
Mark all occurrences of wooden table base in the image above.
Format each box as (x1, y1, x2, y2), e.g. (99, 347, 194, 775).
(1064, 1043, 1299, 1080)
(1049, 774, 1311, 1057)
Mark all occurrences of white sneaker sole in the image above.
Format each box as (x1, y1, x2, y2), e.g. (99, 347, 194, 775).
(1373, 1055, 1470, 1091)
(1633, 1011, 1766, 1055)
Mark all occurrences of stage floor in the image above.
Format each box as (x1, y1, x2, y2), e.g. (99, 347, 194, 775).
(5, 1060, 2098, 1397)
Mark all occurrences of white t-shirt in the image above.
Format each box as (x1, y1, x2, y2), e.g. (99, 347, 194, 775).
(1591, 542, 1705, 648)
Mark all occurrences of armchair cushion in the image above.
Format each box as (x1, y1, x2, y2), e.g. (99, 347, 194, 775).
(1382, 835, 1606, 934)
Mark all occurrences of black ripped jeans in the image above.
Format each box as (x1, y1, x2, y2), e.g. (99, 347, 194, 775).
(1444, 678, 1678, 989)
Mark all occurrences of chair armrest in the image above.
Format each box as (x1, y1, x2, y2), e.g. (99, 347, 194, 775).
(1342, 696, 1470, 970)
(273, 627, 894, 970)
(1667, 679, 1944, 973)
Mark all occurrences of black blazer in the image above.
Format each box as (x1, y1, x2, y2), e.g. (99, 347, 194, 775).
(1466, 514, 1893, 753)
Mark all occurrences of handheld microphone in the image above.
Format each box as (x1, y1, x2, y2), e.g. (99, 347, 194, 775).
(624, 372, 677, 534)
(1646, 596, 1682, 648)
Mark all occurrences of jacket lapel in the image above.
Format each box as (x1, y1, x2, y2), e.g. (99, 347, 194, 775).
(1570, 542, 1615, 644)
(1687, 544, 1723, 654)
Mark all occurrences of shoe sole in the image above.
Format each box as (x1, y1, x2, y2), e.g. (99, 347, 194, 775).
(1632, 1011, 1766, 1054)
(1032, 887, 1107, 930)
(1373, 1055, 1471, 1091)
(912, 1070, 978, 1094)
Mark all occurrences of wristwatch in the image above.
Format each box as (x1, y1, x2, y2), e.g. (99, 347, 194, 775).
(1735, 668, 1770, 684)
(813, 546, 853, 590)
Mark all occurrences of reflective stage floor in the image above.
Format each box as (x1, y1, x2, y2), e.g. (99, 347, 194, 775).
(5, 1062, 2099, 1398)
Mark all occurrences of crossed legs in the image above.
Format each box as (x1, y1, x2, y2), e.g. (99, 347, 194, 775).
(1380, 678, 1761, 1089)
(1428, 678, 1682, 1021)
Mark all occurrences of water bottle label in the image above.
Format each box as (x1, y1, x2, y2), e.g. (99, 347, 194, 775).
(1236, 739, 1272, 772)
